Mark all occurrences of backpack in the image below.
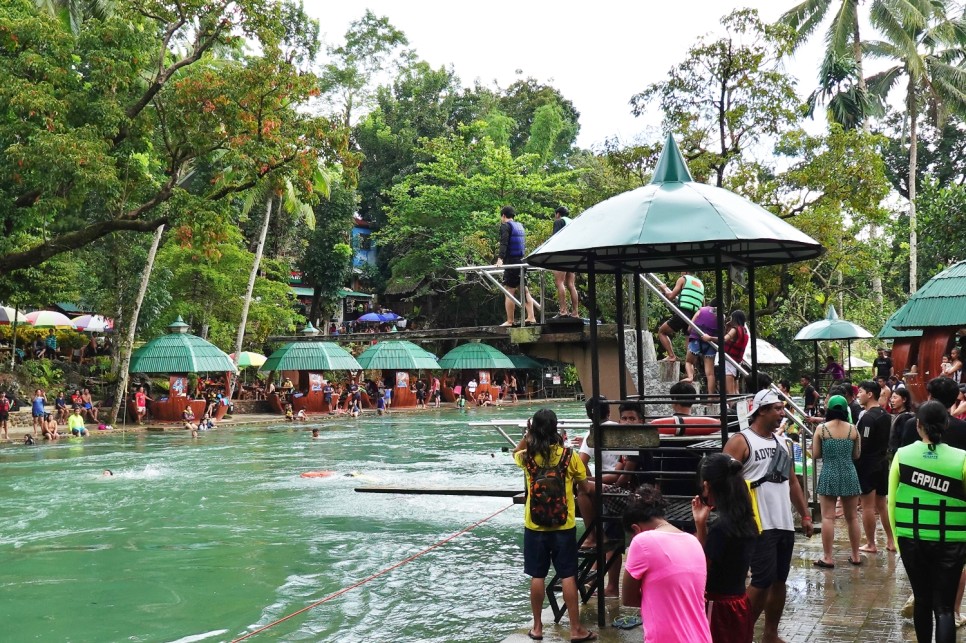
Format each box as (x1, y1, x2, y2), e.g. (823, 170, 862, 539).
(524, 448, 572, 527)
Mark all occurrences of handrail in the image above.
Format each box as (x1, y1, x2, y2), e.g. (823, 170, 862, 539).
(455, 262, 546, 326)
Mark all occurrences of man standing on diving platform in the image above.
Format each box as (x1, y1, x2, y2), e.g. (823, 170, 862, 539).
(496, 206, 537, 327)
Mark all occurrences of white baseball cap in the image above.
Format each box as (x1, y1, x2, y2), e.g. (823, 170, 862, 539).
(750, 389, 782, 415)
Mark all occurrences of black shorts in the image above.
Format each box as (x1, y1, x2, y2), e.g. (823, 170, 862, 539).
(750, 529, 795, 589)
(416, 391, 426, 402)
(503, 257, 525, 288)
(857, 461, 889, 496)
(0, 411, 7, 421)
(664, 312, 694, 333)
(523, 527, 578, 579)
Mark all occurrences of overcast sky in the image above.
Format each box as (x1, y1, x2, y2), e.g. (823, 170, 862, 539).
(302, 1, 832, 149)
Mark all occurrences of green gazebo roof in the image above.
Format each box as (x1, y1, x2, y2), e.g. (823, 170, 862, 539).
(507, 354, 543, 370)
(261, 341, 361, 372)
(526, 134, 824, 273)
(355, 340, 440, 370)
(129, 333, 237, 374)
(891, 260, 966, 329)
(438, 343, 515, 370)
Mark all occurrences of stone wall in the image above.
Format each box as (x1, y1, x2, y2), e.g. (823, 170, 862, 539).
(229, 399, 273, 414)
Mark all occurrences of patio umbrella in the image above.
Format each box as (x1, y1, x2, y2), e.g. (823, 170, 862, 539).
(794, 305, 873, 383)
(379, 312, 401, 322)
(71, 314, 113, 332)
(356, 312, 383, 323)
(741, 338, 791, 366)
(0, 306, 26, 325)
(26, 310, 75, 329)
(438, 343, 515, 370)
(847, 356, 872, 369)
(260, 341, 361, 372)
(229, 351, 267, 368)
(355, 340, 439, 370)
(0, 305, 27, 370)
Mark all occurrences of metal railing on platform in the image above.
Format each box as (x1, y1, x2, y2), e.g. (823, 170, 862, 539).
(455, 262, 547, 327)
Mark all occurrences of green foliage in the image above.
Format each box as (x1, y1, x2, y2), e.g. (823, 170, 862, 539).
(148, 229, 299, 350)
(298, 182, 357, 323)
(916, 177, 966, 276)
(17, 359, 65, 392)
(0, 0, 340, 276)
(631, 9, 800, 187)
(379, 125, 581, 309)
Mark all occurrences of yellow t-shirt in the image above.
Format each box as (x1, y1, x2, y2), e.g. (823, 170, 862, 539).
(514, 445, 587, 531)
(68, 414, 85, 431)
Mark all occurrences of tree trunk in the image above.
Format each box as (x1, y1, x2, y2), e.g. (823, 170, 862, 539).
(110, 224, 165, 424)
(908, 80, 918, 293)
(852, 6, 869, 133)
(230, 194, 273, 392)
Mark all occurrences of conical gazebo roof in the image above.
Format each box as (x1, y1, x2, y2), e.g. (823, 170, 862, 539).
(130, 333, 237, 374)
(527, 134, 824, 273)
(438, 343, 515, 370)
(355, 340, 440, 370)
(890, 260, 966, 329)
(794, 305, 873, 342)
(260, 341, 361, 372)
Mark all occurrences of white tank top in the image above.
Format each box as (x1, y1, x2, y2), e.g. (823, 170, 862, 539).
(740, 428, 794, 531)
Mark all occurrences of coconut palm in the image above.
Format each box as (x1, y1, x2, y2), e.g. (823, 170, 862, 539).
(781, 0, 945, 129)
(864, 1, 966, 292)
(34, 0, 113, 34)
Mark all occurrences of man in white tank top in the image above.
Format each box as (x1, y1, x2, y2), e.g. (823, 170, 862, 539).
(724, 388, 813, 643)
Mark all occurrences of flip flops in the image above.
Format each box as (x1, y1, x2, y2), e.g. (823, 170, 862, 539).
(571, 634, 598, 643)
(848, 556, 862, 566)
(527, 630, 543, 641)
(813, 559, 835, 568)
(613, 615, 643, 629)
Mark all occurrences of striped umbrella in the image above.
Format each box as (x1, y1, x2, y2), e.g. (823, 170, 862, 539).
(26, 310, 75, 329)
(71, 314, 113, 332)
(0, 306, 26, 325)
(229, 351, 268, 368)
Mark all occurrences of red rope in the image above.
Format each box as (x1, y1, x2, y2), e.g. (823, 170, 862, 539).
(230, 503, 514, 642)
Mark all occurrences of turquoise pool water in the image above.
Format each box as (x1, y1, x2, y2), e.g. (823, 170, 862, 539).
(0, 402, 586, 642)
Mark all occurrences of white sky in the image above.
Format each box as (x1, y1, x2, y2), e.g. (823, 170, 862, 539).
(302, 0, 833, 149)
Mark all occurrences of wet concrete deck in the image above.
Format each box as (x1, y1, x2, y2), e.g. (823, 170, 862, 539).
(501, 520, 919, 642)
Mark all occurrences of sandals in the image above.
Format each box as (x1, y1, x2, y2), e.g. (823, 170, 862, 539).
(813, 559, 835, 569)
(848, 556, 862, 566)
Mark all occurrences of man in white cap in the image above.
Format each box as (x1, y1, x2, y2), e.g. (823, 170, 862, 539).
(724, 388, 813, 643)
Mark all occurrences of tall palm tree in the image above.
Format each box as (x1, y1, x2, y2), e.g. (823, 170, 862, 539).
(864, 1, 966, 292)
(34, 0, 113, 34)
(781, 0, 875, 128)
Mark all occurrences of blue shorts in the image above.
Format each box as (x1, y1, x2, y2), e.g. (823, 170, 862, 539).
(523, 527, 578, 579)
(688, 339, 716, 358)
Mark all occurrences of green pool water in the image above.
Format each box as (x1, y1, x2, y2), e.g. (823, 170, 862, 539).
(0, 402, 586, 642)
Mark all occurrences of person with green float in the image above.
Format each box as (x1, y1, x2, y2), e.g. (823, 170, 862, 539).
(889, 400, 966, 643)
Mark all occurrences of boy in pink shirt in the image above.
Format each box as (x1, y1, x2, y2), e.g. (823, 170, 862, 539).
(622, 485, 711, 643)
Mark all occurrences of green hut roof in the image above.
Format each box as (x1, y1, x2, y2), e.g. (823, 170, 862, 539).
(438, 343, 515, 370)
(261, 342, 361, 372)
(891, 261, 966, 329)
(129, 333, 237, 374)
(878, 304, 923, 339)
(355, 341, 439, 370)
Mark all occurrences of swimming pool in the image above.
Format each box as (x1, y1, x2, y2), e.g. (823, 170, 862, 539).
(0, 402, 586, 642)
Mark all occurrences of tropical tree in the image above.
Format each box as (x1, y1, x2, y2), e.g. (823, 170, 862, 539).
(0, 0, 338, 276)
(864, 1, 966, 291)
(780, 0, 880, 129)
(631, 9, 800, 188)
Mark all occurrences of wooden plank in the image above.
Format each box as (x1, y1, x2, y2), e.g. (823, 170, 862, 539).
(354, 486, 522, 497)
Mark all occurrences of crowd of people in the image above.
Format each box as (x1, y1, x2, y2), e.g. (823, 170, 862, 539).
(512, 367, 966, 643)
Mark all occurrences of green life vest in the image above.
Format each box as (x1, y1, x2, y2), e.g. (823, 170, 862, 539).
(678, 275, 704, 313)
(894, 441, 966, 542)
